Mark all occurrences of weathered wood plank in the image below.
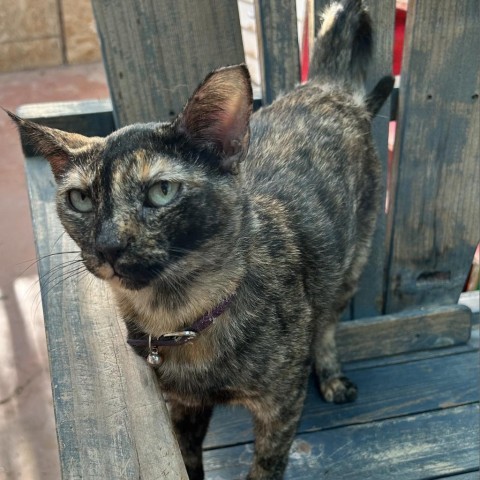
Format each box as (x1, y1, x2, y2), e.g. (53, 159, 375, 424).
(255, 0, 300, 104)
(385, 0, 480, 312)
(205, 349, 479, 449)
(25, 158, 187, 479)
(337, 304, 472, 362)
(344, 324, 478, 371)
(204, 404, 480, 479)
(91, 0, 245, 126)
(300, 351, 479, 433)
(436, 472, 480, 480)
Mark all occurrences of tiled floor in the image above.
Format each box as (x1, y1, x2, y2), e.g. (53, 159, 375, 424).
(0, 62, 109, 480)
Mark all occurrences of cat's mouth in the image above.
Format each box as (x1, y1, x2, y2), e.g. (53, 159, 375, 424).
(85, 249, 171, 290)
(95, 261, 162, 291)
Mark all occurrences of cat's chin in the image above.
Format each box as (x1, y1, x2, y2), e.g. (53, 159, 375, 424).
(108, 274, 151, 291)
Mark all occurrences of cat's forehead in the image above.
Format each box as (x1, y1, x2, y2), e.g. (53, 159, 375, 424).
(62, 124, 203, 191)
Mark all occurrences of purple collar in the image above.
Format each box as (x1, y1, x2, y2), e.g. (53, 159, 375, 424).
(127, 294, 235, 348)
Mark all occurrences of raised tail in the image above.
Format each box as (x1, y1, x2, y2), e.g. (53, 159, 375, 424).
(309, 0, 372, 89)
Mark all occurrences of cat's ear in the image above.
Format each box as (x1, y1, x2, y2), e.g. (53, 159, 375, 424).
(175, 64, 253, 174)
(6, 110, 95, 181)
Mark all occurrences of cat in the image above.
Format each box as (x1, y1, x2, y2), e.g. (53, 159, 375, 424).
(9, 0, 393, 478)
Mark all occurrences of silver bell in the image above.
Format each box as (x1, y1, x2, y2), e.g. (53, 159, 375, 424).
(147, 336, 162, 366)
(147, 347, 162, 366)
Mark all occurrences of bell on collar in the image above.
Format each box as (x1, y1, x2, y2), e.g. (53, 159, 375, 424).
(147, 335, 162, 366)
(147, 346, 162, 366)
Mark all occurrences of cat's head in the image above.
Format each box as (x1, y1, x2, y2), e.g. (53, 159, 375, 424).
(11, 65, 253, 291)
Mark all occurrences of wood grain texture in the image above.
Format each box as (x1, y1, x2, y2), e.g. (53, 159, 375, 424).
(385, 0, 480, 313)
(436, 472, 480, 480)
(255, 0, 300, 104)
(336, 304, 472, 362)
(205, 350, 479, 449)
(204, 404, 480, 479)
(91, 0, 245, 126)
(25, 158, 187, 479)
(344, 324, 479, 371)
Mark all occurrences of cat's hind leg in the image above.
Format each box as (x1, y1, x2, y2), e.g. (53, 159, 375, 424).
(312, 283, 358, 404)
(313, 317, 357, 404)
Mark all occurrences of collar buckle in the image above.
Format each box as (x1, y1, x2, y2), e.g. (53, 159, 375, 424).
(160, 330, 198, 344)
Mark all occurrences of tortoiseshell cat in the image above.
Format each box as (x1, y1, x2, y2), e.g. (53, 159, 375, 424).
(10, 1, 393, 478)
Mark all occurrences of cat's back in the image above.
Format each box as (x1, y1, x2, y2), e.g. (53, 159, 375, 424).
(244, 82, 378, 220)
(242, 81, 381, 280)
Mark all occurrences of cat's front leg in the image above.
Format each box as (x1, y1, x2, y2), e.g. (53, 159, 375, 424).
(169, 401, 213, 480)
(246, 383, 307, 480)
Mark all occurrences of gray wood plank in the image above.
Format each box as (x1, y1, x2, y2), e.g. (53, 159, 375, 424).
(91, 0, 245, 126)
(337, 304, 472, 362)
(25, 158, 187, 479)
(205, 349, 479, 449)
(344, 323, 479, 371)
(204, 404, 480, 479)
(255, 0, 300, 104)
(436, 472, 480, 480)
(385, 0, 480, 312)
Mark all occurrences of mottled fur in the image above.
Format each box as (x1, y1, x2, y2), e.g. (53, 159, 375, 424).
(9, 1, 393, 478)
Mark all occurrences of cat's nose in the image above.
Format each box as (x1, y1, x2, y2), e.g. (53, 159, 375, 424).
(96, 240, 126, 265)
(95, 222, 129, 265)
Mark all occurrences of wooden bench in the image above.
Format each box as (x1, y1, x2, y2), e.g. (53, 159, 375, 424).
(19, 0, 479, 478)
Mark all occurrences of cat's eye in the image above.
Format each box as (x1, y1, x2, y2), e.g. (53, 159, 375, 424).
(68, 189, 93, 213)
(146, 181, 180, 207)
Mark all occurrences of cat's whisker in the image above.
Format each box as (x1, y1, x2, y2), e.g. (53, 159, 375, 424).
(31, 263, 88, 318)
(24, 259, 84, 298)
(36, 260, 85, 287)
(51, 231, 67, 249)
(16, 251, 82, 277)
(37, 264, 87, 297)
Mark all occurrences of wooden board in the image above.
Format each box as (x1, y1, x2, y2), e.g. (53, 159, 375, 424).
(255, 0, 300, 104)
(204, 404, 479, 479)
(91, 0, 245, 126)
(336, 304, 472, 362)
(205, 350, 479, 449)
(436, 473, 480, 480)
(344, 324, 478, 371)
(25, 158, 187, 479)
(385, 0, 480, 312)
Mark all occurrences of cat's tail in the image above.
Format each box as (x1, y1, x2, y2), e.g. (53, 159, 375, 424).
(308, 0, 372, 90)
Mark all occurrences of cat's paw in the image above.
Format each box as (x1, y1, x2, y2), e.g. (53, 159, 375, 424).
(320, 376, 357, 404)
